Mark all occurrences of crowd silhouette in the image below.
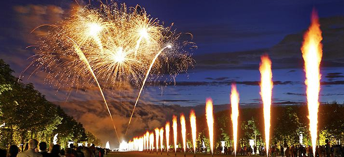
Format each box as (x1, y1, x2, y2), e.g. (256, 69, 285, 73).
(0, 139, 108, 157)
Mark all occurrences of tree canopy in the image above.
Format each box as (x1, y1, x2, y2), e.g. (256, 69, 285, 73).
(0, 59, 100, 149)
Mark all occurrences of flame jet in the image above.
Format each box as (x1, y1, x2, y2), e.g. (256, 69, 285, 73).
(206, 98, 214, 156)
(173, 115, 178, 156)
(231, 84, 240, 156)
(166, 122, 170, 155)
(259, 54, 273, 157)
(155, 128, 160, 154)
(160, 128, 164, 154)
(301, 9, 323, 155)
(143, 134, 146, 150)
(190, 110, 197, 155)
(150, 133, 154, 152)
(146, 131, 150, 151)
(181, 114, 187, 156)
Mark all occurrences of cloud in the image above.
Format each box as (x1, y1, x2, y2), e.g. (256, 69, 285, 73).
(285, 92, 344, 96)
(326, 72, 344, 81)
(322, 81, 344, 85)
(12, 5, 65, 44)
(273, 101, 304, 105)
(187, 23, 281, 43)
(194, 49, 265, 70)
(205, 77, 230, 81)
(270, 16, 344, 64)
(149, 80, 295, 87)
(55, 99, 231, 147)
(285, 92, 306, 96)
(191, 16, 344, 70)
(153, 99, 198, 103)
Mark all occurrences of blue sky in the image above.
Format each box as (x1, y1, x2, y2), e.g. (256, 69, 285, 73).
(2, 0, 344, 107)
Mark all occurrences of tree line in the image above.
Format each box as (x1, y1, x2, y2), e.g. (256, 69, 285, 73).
(191, 102, 344, 149)
(154, 98, 344, 150)
(0, 59, 101, 149)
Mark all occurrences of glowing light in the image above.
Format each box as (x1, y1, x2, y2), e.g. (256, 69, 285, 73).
(87, 23, 102, 37)
(180, 114, 187, 154)
(173, 115, 178, 154)
(53, 134, 58, 145)
(105, 141, 110, 149)
(144, 134, 146, 150)
(160, 128, 164, 152)
(126, 45, 174, 135)
(150, 133, 154, 151)
(119, 140, 128, 151)
(145, 131, 149, 150)
(138, 137, 144, 151)
(155, 128, 160, 152)
(165, 122, 170, 152)
(231, 83, 240, 156)
(112, 47, 126, 63)
(259, 54, 273, 157)
(167, 44, 172, 49)
(206, 98, 214, 155)
(30, 3, 194, 142)
(139, 28, 149, 39)
(301, 9, 322, 155)
(73, 42, 120, 142)
(190, 110, 197, 154)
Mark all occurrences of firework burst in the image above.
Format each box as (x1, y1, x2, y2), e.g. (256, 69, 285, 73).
(29, 2, 195, 142)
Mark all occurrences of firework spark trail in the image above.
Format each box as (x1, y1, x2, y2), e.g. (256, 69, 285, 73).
(173, 115, 178, 155)
(165, 122, 170, 154)
(259, 54, 273, 157)
(125, 45, 172, 135)
(30, 3, 194, 144)
(70, 39, 120, 143)
(87, 23, 104, 53)
(190, 110, 197, 154)
(206, 98, 214, 156)
(134, 28, 149, 57)
(180, 114, 187, 155)
(230, 84, 239, 156)
(301, 9, 322, 155)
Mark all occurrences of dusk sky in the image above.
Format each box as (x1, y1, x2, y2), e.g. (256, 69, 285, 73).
(1, 0, 344, 146)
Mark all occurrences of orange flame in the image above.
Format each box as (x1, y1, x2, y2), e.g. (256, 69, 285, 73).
(143, 134, 146, 150)
(301, 9, 322, 155)
(206, 98, 214, 155)
(190, 110, 197, 154)
(259, 54, 273, 156)
(160, 127, 164, 152)
(173, 115, 178, 153)
(166, 122, 170, 152)
(230, 83, 240, 156)
(150, 132, 154, 151)
(146, 131, 150, 150)
(155, 128, 160, 152)
(180, 113, 187, 153)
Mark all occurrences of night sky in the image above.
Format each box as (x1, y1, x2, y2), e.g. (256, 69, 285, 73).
(2, 0, 344, 146)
